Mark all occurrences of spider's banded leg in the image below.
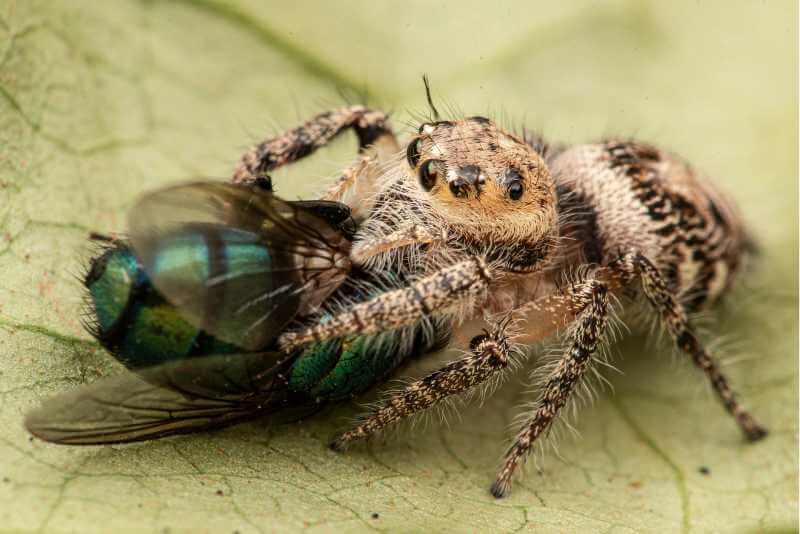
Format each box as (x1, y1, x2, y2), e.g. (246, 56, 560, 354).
(278, 257, 491, 352)
(611, 252, 767, 441)
(232, 106, 398, 184)
(330, 319, 513, 450)
(350, 224, 446, 265)
(492, 278, 609, 498)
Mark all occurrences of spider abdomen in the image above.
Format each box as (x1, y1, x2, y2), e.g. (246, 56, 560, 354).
(552, 140, 749, 310)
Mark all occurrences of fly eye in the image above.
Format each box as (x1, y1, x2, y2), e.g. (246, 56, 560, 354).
(505, 169, 524, 200)
(406, 139, 421, 168)
(419, 159, 441, 191)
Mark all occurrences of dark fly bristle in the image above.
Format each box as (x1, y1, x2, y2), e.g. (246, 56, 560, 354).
(79, 309, 101, 340)
(82, 240, 128, 288)
(79, 271, 105, 342)
(78, 238, 134, 345)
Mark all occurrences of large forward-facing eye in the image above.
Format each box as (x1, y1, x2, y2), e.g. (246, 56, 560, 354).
(406, 138, 421, 168)
(504, 169, 524, 201)
(419, 159, 442, 191)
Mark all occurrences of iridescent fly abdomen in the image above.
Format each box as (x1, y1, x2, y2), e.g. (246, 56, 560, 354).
(84, 238, 250, 369)
(83, 220, 447, 412)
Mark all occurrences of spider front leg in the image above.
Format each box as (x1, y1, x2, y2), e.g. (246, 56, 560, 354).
(350, 224, 447, 266)
(277, 257, 492, 352)
(493, 277, 609, 498)
(611, 252, 767, 441)
(319, 154, 374, 202)
(330, 316, 515, 451)
(231, 105, 398, 186)
(318, 153, 389, 219)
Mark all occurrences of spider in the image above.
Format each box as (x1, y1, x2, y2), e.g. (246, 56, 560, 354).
(225, 87, 767, 498)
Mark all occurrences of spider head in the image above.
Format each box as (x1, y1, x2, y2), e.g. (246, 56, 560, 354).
(405, 116, 557, 244)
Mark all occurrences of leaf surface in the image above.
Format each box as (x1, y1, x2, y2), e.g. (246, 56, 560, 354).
(0, 1, 796, 532)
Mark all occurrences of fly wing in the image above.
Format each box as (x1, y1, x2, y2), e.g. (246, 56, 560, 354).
(25, 351, 293, 445)
(128, 182, 352, 351)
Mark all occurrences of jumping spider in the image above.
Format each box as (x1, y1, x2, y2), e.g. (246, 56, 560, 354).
(227, 94, 767, 498)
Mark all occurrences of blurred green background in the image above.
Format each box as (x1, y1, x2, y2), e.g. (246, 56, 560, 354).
(0, 1, 796, 532)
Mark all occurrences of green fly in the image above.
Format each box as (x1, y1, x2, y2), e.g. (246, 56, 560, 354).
(26, 179, 449, 444)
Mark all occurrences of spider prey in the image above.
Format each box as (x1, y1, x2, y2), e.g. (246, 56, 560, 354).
(26, 95, 767, 499)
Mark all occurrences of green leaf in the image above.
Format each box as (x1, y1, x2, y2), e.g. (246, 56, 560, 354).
(0, 1, 796, 532)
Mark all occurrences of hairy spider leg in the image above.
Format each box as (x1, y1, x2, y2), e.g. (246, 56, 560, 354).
(278, 257, 492, 352)
(611, 252, 767, 441)
(350, 224, 446, 266)
(232, 106, 399, 192)
(320, 153, 375, 202)
(330, 318, 514, 450)
(493, 277, 609, 498)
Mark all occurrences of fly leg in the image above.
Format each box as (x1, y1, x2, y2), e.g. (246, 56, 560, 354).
(232, 106, 398, 187)
(278, 257, 491, 352)
(330, 315, 515, 450)
(493, 277, 609, 498)
(610, 252, 767, 441)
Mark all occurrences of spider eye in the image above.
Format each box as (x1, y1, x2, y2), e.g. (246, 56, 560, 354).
(508, 181, 524, 200)
(505, 169, 524, 200)
(419, 159, 441, 191)
(406, 139, 421, 168)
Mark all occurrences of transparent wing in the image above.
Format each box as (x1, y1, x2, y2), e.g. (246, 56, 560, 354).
(25, 351, 293, 445)
(128, 182, 351, 350)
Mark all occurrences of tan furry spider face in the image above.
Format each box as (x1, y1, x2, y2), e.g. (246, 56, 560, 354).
(405, 116, 557, 243)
